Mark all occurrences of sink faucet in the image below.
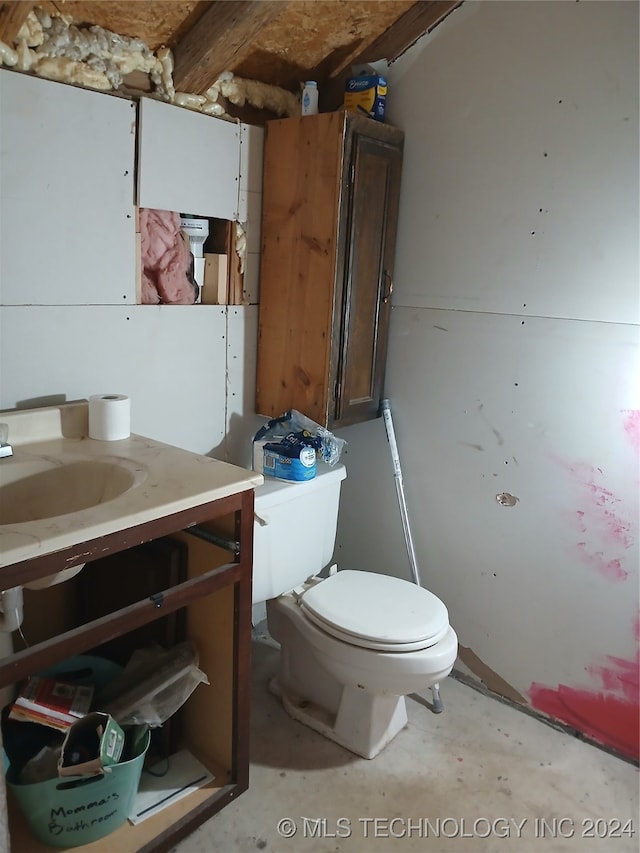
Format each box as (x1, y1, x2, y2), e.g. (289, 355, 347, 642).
(0, 423, 13, 458)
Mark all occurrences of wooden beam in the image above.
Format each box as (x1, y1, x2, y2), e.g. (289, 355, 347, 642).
(360, 0, 463, 64)
(320, 0, 462, 112)
(173, 0, 286, 94)
(0, 1, 34, 44)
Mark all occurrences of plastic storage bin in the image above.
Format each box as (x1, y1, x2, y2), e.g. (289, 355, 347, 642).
(7, 728, 149, 847)
(4, 654, 149, 847)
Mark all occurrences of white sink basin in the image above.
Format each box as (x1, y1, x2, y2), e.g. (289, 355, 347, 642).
(0, 456, 147, 525)
(0, 401, 262, 570)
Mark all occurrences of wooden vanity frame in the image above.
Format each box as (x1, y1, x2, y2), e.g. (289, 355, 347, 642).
(0, 487, 255, 852)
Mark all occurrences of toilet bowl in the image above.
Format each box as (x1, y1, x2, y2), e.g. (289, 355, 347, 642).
(253, 463, 458, 759)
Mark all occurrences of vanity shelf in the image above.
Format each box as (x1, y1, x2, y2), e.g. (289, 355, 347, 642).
(0, 485, 256, 852)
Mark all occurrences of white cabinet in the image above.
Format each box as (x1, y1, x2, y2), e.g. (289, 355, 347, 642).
(0, 70, 136, 306)
(137, 97, 240, 220)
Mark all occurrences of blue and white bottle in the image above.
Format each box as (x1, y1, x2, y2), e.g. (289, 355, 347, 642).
(301, 81, 319, 116)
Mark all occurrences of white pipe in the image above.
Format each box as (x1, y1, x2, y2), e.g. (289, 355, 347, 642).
(0, 625, 16, 710)
(0, 587, 22, 708)
(0, 587, 23, 633)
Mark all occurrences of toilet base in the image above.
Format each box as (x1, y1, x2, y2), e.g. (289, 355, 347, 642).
(269, 676, 408, 760)
(266, 584, 457, 760)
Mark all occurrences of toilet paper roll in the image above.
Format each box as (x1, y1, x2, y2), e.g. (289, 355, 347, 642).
(88, 394, 131, 441)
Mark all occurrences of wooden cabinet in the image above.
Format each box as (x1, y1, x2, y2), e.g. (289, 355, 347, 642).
(1, 490, 254, 852)
(255, 111, 403, 428)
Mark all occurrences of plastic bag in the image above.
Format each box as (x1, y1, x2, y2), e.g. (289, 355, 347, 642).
(95, 642, 209, 728)
(254, 409, 346, 466)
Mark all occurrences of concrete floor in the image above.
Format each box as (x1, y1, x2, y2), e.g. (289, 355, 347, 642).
(173, 636, 638, 853)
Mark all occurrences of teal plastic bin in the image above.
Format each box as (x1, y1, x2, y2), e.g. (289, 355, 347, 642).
(7, 728, 149, 846)
(5, 655, 149, 847)
(37, 654, 122, 688)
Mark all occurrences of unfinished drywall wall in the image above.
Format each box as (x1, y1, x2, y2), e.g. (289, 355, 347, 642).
(0, 70, 136, 306)
(0, 69, 265, 459)
(334, 0, 639, 760)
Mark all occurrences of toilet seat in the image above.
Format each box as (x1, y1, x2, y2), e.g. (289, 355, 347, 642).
(299, 570, 450, 652)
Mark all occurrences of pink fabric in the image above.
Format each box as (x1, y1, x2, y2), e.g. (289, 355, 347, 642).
(140, 208, 197, 304)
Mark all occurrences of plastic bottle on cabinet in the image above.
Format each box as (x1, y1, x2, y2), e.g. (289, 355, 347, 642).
(301, 81, 319, 116)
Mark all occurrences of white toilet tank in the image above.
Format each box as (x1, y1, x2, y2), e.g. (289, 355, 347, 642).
(252, 463, 347, 603)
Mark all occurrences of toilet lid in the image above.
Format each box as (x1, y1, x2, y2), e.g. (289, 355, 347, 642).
(299, 570, 450, 652)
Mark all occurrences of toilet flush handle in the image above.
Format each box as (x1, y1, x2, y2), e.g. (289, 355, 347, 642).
(254, 511, 270, 526)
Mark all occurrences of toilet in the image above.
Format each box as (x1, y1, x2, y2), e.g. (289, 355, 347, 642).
(252, 462, 458, 759)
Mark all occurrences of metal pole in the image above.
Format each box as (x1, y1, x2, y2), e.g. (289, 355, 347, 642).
(381, 399, 421, 587)
(381, 398, 443, 713)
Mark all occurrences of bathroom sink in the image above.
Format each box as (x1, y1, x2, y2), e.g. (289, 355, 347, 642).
(0, 400, 262, 570)
(0, 456, 145, 524)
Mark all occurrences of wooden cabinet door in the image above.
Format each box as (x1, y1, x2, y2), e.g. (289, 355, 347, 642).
(332, 117, 403, 427)
(256, 112, 343, 425)
(256, 113, 403, 429)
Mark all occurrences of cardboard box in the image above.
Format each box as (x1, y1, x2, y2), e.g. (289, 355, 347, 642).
(344, 73, 387, 121)
(58, 712, 125, 777)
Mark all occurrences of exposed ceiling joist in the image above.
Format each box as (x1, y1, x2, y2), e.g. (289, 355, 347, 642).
(359, 0, 462, 63)
(320, 0, 462, 111)
(173, 0, 286, 94)
(0, 1, 34, 43)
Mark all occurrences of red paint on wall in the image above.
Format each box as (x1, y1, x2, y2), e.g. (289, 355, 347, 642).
(622, 410, 640, 454)
(601, 509, 633, 549)
(550, 451, 636, 581)
(529, 682, 639, 760)
(575, 543, 629, 581)
(588, 656, 639, 703)
(529, 641, 640, 761)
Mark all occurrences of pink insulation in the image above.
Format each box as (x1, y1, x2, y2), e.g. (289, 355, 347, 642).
(140, 208, 197, 304)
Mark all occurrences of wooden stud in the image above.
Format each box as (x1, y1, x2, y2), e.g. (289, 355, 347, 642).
(202, 253, 229, 304)
(227, 221, 244, 305)
(0, 1, 34, 44)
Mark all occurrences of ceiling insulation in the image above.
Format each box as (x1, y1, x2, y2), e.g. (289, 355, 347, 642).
(0, 0, 462, 122)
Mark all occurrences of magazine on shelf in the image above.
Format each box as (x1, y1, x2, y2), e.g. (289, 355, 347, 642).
(9, 676, 94, 732)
